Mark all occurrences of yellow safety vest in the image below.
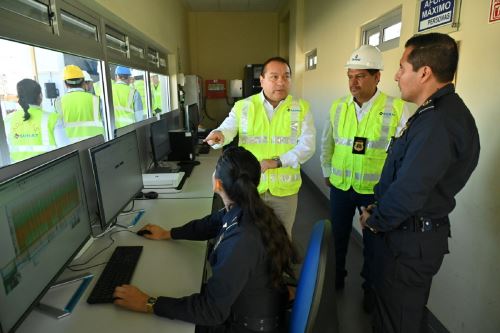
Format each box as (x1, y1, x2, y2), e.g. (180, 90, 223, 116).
(112, 82, 136, 128)
(235, 94, 309, 196)
(133, 80, 148, 117)
(5, 106, 59, 162)
(58, 91, 104, 143)
(328, 92, 405, 194)
(152, 82, 162, 113)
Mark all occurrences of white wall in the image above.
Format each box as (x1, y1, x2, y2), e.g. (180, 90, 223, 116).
(291, 0, 500, 331)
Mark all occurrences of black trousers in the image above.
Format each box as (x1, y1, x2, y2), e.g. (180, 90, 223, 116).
(371, 223, 450, 333)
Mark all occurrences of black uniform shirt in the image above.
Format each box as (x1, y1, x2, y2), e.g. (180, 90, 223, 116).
(367, 84, 480, 232)
(153, 205, 286, 329)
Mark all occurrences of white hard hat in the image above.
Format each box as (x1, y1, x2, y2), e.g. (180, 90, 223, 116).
(345, 45, 384, 70)
(82, 70, 93, 82)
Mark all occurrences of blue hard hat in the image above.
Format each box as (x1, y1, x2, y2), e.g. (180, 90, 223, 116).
(115, 66, 131, 75)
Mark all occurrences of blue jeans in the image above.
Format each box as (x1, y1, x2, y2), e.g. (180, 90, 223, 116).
(330, 186, 375, 290)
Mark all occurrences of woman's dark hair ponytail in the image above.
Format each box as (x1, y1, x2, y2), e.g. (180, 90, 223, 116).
(17, 79, 41, 121)
(215, 147, 298, 288)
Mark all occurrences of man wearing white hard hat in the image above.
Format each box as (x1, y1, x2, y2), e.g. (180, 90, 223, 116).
(82, 70, 94, 93)
(320, 45, 410, 311)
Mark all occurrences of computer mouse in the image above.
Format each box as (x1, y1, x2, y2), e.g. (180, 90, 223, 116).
(137, 229, 152, 236)
(144, 191, 158, 199)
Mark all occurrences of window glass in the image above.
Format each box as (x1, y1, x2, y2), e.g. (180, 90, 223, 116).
(383, 22, 401, 42)
(109, 64, 147, 129)
(0, 38, 105, 165)
(61, 10, 98, 41)
(368, 32, 380, 46)
(0, 0, 51, 25)
(150, 72, 170, 116)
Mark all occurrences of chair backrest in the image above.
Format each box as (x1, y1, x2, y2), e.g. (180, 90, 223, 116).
(290, 219, 338, 333)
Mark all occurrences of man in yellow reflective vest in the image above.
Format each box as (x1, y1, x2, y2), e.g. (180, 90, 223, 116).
(204, 57, 316, 238)
(55, 65, 104, 143)
(320, 45, 411, 309)
(113, 66, 143, 129)
(151, 74, 162, 115)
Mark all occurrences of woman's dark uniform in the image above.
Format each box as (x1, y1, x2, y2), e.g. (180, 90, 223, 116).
(152, 205, 287, 332)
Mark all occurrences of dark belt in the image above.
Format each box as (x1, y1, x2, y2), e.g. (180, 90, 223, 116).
(398, 216, 449, 232)
(231, 313, 280, 332)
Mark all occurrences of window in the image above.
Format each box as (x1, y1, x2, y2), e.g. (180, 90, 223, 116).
(0, 38, 105, 164)
(305, 49, 317, 71)
(150, 72, 171, 115)
(60, 10, 98, 41)
(361, 7, 402, 51)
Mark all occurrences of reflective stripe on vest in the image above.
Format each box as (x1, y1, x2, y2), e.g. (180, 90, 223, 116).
(236, 95, 307, 196)
(329, 93, 404, 194)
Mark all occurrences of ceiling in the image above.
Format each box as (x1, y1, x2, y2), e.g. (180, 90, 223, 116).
(181, 0, 287, 12)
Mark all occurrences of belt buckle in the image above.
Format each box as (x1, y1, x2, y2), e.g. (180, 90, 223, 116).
(420, 217, 433, 232)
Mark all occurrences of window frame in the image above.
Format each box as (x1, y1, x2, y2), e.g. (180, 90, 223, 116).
(361, 6, 402, 51)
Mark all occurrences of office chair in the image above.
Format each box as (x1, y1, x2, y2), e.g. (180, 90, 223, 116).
(289, 219, 339, 333)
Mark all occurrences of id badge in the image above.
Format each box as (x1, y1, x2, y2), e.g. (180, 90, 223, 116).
(352, 137, 367, 155)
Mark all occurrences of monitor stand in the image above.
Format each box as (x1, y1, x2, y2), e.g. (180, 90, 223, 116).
(37, 272, 93, 319)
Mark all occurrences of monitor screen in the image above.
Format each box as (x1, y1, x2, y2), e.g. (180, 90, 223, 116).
(186, 103, 200, 136)
(89, 131, 143, 230)
(0, 135, 105, 232)
(0, 152, 91, 333)
(150, 117, 171, 167)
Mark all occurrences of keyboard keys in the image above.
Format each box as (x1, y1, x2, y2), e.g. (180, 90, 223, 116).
(87, 246, 143, 304)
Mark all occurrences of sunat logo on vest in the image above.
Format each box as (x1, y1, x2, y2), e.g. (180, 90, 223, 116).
(14, 133, 39, 139)
(379, 112, 395, 116)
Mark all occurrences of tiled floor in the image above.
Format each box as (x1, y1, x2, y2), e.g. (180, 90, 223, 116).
(293, 178, 372, 333)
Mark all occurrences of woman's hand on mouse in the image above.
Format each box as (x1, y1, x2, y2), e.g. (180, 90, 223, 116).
(113, 285, 149, 312)
(140, 223, 171, 240)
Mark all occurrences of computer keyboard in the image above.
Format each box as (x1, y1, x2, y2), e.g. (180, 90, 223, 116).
(87, 246, 143, 304)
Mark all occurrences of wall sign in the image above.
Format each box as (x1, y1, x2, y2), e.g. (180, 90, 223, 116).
(490, 0, 500, 23)
(418, 0, 457, 32)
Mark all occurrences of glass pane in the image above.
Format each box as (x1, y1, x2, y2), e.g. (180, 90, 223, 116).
(150, 73, 170, 115)
(0, 0, 50, 25)
(106, 34, 127, 54)
(130, 44, 144, 59)
(383, 22, 402, 42)
(109, 64, 147, 129)
(368, 32, 380, 46)
(148, 49, 158, 66)
(61, 10, 98, 41)
(0, 38, 105, 165)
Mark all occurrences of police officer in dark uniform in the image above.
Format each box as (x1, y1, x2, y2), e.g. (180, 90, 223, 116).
(112, 147, 296, 333)
(359, 33, 480, 333)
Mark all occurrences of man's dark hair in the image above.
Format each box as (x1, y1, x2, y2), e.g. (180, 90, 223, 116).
(261, 56, 292, 77)
(366, 69, 379, 76)
(65, 79, 84, 88)
(405, 32, 458, 83)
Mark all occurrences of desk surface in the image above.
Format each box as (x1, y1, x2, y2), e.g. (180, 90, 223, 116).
(18, 192, 213, 333)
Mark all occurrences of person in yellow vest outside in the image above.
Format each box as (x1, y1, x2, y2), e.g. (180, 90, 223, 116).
(151, 74, 162, 115)
(113, 66, 143, 129)
(204, 57, 316, 239)
(55, 65, 104, 143)
(131, 71, 148, 118)
(320, 45, 411, 309)
(5, 79, 69, 163)
(82, 70, 95, 94)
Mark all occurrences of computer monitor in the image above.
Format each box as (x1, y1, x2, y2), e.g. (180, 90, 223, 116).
(114, 118, 155, 174)
(150, 117, 171, 168)
(0, 151, 91, 333)
(89, 131, 143, 230)
(0, 135, 105, 234)
(186, 103, 200, 137)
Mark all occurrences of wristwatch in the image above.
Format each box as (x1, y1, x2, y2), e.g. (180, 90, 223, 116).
(146, 296, 157, 313)
(272, 156, 282, 168)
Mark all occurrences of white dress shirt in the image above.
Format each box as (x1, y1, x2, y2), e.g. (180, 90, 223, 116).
(214, 91, 316, 168)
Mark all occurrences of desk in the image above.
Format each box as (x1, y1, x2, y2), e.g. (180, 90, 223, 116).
(159, 149, 220, 199)
(18, 182, 215, 332)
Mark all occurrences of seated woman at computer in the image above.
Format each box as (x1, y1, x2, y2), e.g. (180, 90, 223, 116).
(113, 146, 296, 332)
(5, 79, 69, 163)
